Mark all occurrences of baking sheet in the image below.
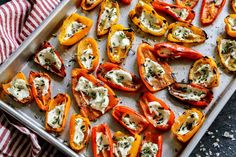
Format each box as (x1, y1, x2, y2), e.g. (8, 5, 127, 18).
(0, 0, 235, 157)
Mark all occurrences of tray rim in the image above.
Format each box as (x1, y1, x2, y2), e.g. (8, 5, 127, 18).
(0, 0, 235, 157)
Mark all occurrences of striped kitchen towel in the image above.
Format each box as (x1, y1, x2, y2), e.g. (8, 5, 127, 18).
(0, 0, 61, 156)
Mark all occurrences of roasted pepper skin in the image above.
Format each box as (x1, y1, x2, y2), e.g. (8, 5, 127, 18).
(92, 124, 113, 157)
(175, 0, 199, 9)
(77, 37, 99, 72)
(2, 72, 33, 104)
(81, 0, 103, 11)
(112, 131, 141, 157)
(34, 41, 66, 77)
(152, 1, 195, 23)
(129, 1, 168, 36)
(29, 71, 51, 111)
(171, 108, 205, 143)
(139, 131, 162, 157)
(69, 114, 90, 152)
(112, 106, 149, 135)
(58, 13, 93, 46)
(137, 43, 175, 92)
(107, 24, 135, 64)
(71, 68, 119, 121)
(224, 14, 236, 37)
(189, 57, 220, 88)
(45, 93, 71, 133)
(200, 0, 226, 25)
(96, 62, 142, 92)
(168, 83, 213, 107)
(167, 22, 208, 44)
(139, 92, 175, 131)
(154, 42, 203, 60)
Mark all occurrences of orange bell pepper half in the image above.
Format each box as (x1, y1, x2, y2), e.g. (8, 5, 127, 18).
(152, 1, 195, 23)
(71, 68, 119, 121)
(29, 71, 51, 111)
(81, 0, 103, 11)
(232, 0, 236, 13)
(171, 108, 205, 143)
(69, 114, 91, 152)
(168, 83, 213, 107)
(91, 124, 113, 157)
(112, 106, 149, 135)
(2, 72, 32, 104)
(139, 131, 162, 157)
(154, 42, 203, 60)
(175, 0, 199, 9)
(139, 92, 175, 131)
(137, 43, 175, 92)
(45, 93, 71, 133)
(200, 0, 226, 25)
(97, 62, 142, 92)
(34, 41, 66, 78)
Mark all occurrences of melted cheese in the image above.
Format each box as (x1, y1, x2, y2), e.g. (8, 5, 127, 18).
(228, 17, 236, 31)
(172, 88, 206, 101)
(37, 47, 62, 70)
(105, 69, 132, 87)
(148, 101, 170, 127)
(173, 26, 198, 41)
(33, 76, 50, 96)
(75, 76, 109, 114)
(73, 118, 85, 145)
(96, 132, 110, 154)
(140, 142, 158, 157)
(193, 64, 214, 84)
(121, 114, 138, 130)
(166, 6, 189, 20)
(110, 31, 130, 49)
(98, 7, 117, 30)
(47, 103, 65, 128)
(86, 0, 96, 5)
(178, 112, 199, 135)
(80, 48, 94, 69)
(7, 79, 30, 101)
(114, 136, 135, 157)
(64, 21, 86, 40)
(144, 58, 165, 87)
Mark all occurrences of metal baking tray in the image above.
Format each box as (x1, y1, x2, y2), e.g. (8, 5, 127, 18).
(0, 0, 235, 156)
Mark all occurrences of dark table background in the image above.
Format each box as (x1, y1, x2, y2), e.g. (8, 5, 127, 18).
(1, 0, 235, 157)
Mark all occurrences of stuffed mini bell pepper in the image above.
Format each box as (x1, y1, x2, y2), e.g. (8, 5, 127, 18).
(107, 24, 135, 64)
(154, 42, 203, 60)
(45, 93, 71, 132)
(200, 0, 226, 25)
(168, 83, 213, 107)
(81, 0, 103, 11)
(2, 72, 32, 104)
(34, 41, 66, 77)
(77, 37, 99, 72)
(29, 71, 51, 111)
(71, 68, 119, 121)
(171, 108, 205, 143)
(137, 43, 175, 92)
(232, 0, 236, 13)
(175, 0, 199, 9)
(139, 131, 162, 157)
(224, 14, 236, 38)
(152, 1, 195, 23)
(96, 0, 120, 37)
(189, 57, 220, 88)
(92, 124, 113, 157)
(129, 1, 168, 36)
(112, 106, 149, 135)
(97, 62, 142, 92)
(139, 92, 175, 131)
(69, 114, 91, 152)
(167, 22, 207, 44)
(58, 13, 93, 46)
(112, 131, 141, 157)
(217, 37, 236, 72)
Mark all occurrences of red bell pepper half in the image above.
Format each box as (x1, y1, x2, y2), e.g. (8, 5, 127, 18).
(112, 106, 149, 135)
(139, 92, 175, 131)
(154, 42, 203, 60)
(121, 0, 132, 4)
(152, 0, 195, 23)
(91, 124, 113, 157)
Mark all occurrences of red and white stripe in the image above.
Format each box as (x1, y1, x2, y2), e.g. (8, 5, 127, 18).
(0, 0, 60, 156)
